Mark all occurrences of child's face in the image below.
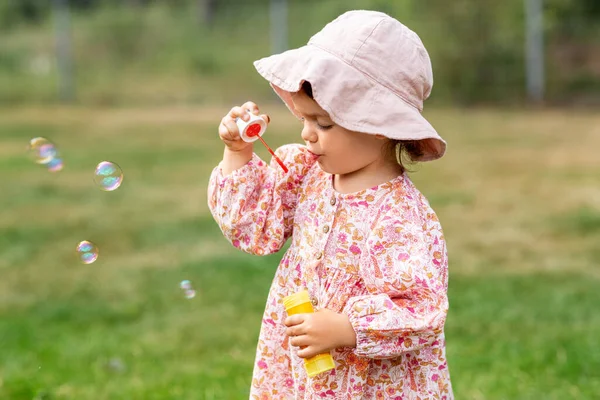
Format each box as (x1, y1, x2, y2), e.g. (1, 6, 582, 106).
(291, 90, 390, 176)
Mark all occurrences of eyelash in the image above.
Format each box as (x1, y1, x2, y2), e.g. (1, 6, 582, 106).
(301, 118, 333, 130)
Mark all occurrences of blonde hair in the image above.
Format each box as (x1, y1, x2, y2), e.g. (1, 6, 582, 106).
(385, 140, 422, 173)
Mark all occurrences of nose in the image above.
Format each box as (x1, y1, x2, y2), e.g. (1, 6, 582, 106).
(300, 123, 317, 143)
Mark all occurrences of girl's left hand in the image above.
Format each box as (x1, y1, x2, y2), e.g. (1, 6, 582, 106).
(284, 308, 357, 359)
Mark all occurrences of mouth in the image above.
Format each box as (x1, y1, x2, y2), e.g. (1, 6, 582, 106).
(307, 149, 322, 158)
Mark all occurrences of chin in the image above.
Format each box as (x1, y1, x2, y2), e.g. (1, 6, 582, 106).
(316, 158, 333, 173)
(316, 159, 346, 175)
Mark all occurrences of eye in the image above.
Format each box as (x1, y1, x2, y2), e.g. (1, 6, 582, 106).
(300, 116, 333, 130)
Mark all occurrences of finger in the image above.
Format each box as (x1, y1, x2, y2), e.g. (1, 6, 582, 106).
(219, 117, 236, 141)
(289, 335, 310, 348)
(221, 118, 241, 139)
(259, 114, 271, 124)
(297, 346, 317, 359)
(241, 101, 260, 115)
(218, 122, 234, 141)
(228, 106, 250, 122)
(285, 325, 305, 337)
(284, 315, 304, 327)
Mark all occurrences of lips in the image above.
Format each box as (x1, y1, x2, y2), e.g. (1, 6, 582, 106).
(307, 149, 321, 158)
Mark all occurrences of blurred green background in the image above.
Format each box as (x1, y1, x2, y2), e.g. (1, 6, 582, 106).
(1, 0, 600, 106)
(1, 1, 599, 399)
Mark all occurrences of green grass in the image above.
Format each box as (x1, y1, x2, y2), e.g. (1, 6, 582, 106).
(0, 106, 599, 399)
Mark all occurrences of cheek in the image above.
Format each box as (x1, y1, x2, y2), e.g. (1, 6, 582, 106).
(321, 134, 351, 154)
(318, 131, 381, 166)
(325, 138, 369, 160)
(319, 146, 367, 173)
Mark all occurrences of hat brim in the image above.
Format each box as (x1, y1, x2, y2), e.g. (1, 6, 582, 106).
(254, 44, 446, 162)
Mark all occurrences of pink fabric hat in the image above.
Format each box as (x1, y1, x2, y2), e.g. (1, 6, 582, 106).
(253, 10, 446, 162)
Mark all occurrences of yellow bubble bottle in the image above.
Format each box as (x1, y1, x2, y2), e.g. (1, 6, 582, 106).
(283, 290, 335, 378)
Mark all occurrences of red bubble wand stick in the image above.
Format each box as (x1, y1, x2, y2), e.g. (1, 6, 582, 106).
(236, 111, 288, 173)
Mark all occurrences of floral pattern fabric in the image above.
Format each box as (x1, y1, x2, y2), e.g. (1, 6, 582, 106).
(208, 144, 453, 399)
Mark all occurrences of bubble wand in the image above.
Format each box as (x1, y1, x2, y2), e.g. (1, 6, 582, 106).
(236, 111, 288, 173)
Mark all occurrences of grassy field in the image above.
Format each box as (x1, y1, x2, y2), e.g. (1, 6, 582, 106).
(0, 105, 599, 399)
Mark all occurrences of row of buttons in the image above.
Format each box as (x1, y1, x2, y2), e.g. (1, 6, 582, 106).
(316, 196, 335, 259)
(307, 196, 336, 308)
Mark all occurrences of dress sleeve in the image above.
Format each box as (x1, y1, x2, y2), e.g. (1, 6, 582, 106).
(343, 207, 449, 359)
(207, 143, 317, 255)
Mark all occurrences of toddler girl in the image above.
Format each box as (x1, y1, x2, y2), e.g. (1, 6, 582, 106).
(208, 10, 453, 399)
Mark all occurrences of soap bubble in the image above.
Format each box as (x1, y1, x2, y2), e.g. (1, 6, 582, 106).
(76, 240, 98, 264)
(179, 280, 196, 299)
(106, 358, 126, 373)
(28, 137, 57, 164)
(180, 280, 192, 290)
(28, 137, 65, 172)
(94, 161, 123, 191)
(46, 157, 64, 172)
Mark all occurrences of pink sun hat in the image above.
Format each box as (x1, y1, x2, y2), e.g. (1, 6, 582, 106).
(253, 10, 446, 162)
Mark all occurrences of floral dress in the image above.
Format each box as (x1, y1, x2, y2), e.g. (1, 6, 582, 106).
(208, 144, 453, 400)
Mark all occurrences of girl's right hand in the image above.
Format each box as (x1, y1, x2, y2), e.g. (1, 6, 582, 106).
(218, 101, 270, 152)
